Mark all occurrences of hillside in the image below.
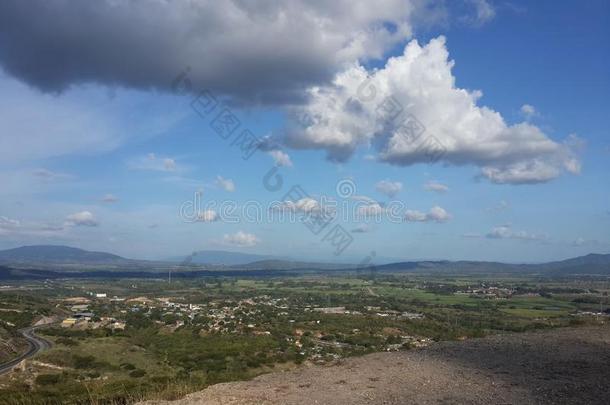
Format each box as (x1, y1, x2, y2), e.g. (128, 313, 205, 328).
(373, 254, 610, 275)
(169, 250, 283, 266)
(0, 245, 608, 277)
(230, 259, 353, 271)
(0, 324, 27, 365)
(140, 325, 610, 405)
(0, 245, 128, 264)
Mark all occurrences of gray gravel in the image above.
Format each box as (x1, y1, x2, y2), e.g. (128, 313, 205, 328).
(141, 325, 610, 405)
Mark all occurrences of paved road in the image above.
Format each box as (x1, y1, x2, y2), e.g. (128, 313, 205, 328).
(0, 325, 52, 375)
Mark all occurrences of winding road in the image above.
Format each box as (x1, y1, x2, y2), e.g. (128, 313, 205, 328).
(0, 325, 53, 375)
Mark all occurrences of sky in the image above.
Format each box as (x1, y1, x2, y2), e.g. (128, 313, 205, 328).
(0, 0, 608, 263)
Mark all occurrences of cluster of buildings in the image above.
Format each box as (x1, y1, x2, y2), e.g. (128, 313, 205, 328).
(57, 292, 430, 359)
(456, 285, 514, 298)
(61, 295, 126, 330)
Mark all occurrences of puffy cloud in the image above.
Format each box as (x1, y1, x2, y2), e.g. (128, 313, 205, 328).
(163, 158, 176, 171)
(223, 231, 260, 247)
(404, 206, 451, 222)
(274, 198, 329, 216)
(375, 180, 403, 198)
(520, 104, 537, 120)
(405, 210, 428, 222)
(486, 225, 545, 241)
(269, 150, 293, 167)
(0, 0, 431, 104)
(65, 211, 99, 227)
(102, 194, 119, 203)
(424, 180, 449, 193)
(287, 37, 581, 184)
(572, 237, 586, 247)
(215, 176, 236, 192)
(350, 195, 380, 205)
(197, 210, 219, 223)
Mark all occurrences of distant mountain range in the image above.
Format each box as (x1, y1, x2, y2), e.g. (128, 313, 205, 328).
(166, 250, 288, 266)
(0, 245, 129, 264)
(0, 245, 609, 277)
(373, 253, 610, 276)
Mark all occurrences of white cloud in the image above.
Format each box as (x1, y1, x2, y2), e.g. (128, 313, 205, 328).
(486, 225, 545, 241)
(269, 150, 293, 167)
(0, 216, 21, 234)
(215, 176, 236, 192)
(0, 216, 65, 238)
(572, 237, 586, 246)
(520, 104, 537, 120)
(129, 153, 181, 172)
(223, 231, 260, 247)
(461, 0, 496, 26)
(288, 37, 581, 185)
(102, 194, 119, 203)
(375, 180, 403, 198)
(163, 158, 176, 171)
(197, 210, 219, 223)
(571, 237, 602, 247)
(428, 206, 452, 222)
(274, 198, 329, 216)
(424, 180, 449, 193)
(404, 206, 451, 222)
(350, 195, 379, 205)
(65, 211, 99, 227)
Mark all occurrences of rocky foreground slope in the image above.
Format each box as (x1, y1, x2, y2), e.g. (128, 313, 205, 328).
(141, 325, 610, 405)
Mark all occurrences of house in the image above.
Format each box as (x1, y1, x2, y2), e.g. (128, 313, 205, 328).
(126, 296, 154, 305)
(63, 297, 91, 304)
(111, 321, 126, 330)
(313, 307, 346, 314)
(70, 304, 90, 312)
(61, 318, 78, 327)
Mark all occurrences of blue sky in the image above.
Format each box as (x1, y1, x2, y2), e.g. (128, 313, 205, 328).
(0, 0, 608, 263)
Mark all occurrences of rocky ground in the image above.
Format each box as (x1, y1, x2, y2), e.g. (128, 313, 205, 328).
(0, 325, 27, 365)
(141, 325, 610, 405)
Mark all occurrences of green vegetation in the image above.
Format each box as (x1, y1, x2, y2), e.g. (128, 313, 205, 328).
(0, 273, 608, 404)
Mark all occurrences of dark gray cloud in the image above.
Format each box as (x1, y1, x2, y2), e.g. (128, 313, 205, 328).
(0, 0, 424, 104)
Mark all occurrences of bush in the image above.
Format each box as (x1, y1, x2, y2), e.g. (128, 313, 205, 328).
(35, 374, 61, 385)
(73, 354, 96, 369)
(120, 362, 137, 370)
(56, 337, 78, 346)
(129, 369, 147, 378)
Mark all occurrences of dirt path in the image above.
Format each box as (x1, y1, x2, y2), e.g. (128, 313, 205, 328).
(141, 325, 610, 405)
